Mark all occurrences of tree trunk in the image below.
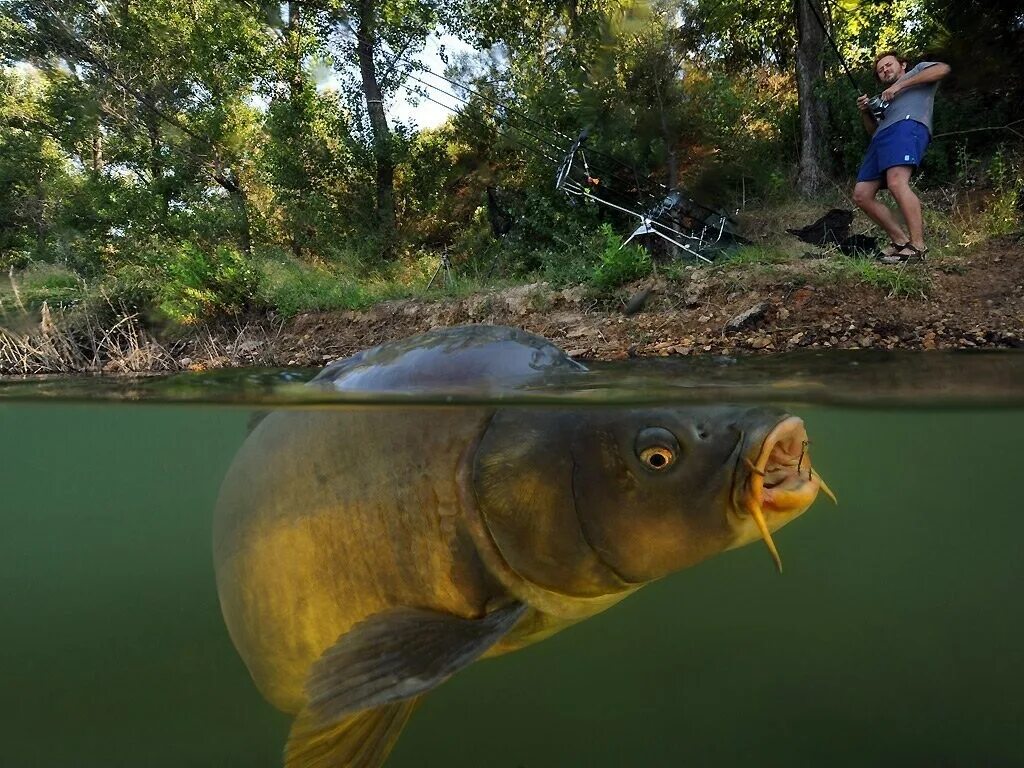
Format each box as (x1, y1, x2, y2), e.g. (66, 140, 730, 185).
(286, 0, 305, 260)
(354, 0, 396, 251)
(794, 0, 830, 195)
(34, 168, 47, 254)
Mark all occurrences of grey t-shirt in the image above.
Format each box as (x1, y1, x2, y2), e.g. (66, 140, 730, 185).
(877, 62, 942, 136)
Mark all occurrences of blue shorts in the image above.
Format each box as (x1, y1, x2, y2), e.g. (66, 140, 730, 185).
(856, 120, 931, 188)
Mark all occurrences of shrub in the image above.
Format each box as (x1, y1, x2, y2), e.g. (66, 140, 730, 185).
(589, 223, 652, 291)
(983, 146, 1023, 235)
(157, 242, 258, 324)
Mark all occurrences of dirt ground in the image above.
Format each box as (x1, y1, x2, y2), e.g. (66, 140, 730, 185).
(183, 234, 1023, 370)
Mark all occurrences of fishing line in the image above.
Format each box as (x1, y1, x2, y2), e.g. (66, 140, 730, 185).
(416, 81, 710, 252)
(410, 91, 701, 250)
(805, 0, 865, 95)
(399, 52, 734, 224)
(394, 44, 738, 242)
(403, 71, 568, 156)
(396, 55, 576, 143)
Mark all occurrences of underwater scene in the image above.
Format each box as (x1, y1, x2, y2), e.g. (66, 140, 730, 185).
(2, 332, 1023, 768)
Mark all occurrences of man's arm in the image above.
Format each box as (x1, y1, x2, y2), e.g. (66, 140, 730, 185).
(882, 62, 952, 102)
(857, 94, 877, 136)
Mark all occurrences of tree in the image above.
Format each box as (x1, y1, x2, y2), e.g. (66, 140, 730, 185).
(321, 0, 439, 254)
(259, 0, 356, 259)
(3, 0, 270, 256)
(0, 69, 68, 262)
(794, 0, 829, 194)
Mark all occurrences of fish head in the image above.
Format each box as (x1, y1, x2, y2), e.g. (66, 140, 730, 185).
(472, 406, 828, 599)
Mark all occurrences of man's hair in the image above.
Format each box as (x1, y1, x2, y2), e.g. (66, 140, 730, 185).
(873, 51, 909, 76)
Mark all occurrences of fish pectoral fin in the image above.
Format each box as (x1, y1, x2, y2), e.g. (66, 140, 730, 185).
(304, 601, 527, 724)
(285, 698, 418, 768)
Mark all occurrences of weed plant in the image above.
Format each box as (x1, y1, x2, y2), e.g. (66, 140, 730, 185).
(256, 257, 372, 318)
(589, 224, 652, 291)
(823, 256, 929, 299)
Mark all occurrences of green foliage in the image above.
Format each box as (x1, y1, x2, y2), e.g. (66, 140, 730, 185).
(676, 0, 795, 72)
(0, 263, 84, 315)
(155, 242, 258, 324)
(722, 245, 790, 266)
(683, 69, 796, 203)
(0, 0, 1019, 323)
(589, 223, 651, 291)
(0, 69, 71, 265)
(256, 256, 371, 318)
(983, 146, 1024, 235)
(825, 255, 929, 298)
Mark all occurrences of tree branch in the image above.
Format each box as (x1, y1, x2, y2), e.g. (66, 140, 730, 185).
(932, 119, 1024, 141)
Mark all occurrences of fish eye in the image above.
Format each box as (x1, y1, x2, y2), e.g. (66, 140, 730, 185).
(635, 427, 680, 471)
(639, 446, 674, 470)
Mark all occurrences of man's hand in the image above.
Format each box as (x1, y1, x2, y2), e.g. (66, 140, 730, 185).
(857, 94, 870, 112)
(881, 83, 902, 102)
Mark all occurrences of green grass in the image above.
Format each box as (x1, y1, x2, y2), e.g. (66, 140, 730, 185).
(0, 263, 86, 318)
(10, 168, 1017, 326)
(720, 244, 791, 267)
(255, 257, 372, 318)
(823, 255, 930, 298)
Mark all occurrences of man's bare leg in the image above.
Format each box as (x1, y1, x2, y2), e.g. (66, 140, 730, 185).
(853, 180, 910, 252)
(885, 166, 925, 251)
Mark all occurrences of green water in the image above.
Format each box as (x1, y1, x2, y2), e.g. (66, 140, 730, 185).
(2, 359, 1023, 766)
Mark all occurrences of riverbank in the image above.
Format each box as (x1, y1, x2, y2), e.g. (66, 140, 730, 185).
(130, 233, 1024, 372)
(2, 233, 1021, 375)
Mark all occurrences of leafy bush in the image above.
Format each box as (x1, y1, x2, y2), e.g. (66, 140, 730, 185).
(156, 242, 258, 324)
(0, 263, 85, 317)
(983, 146, 1023, 235)
(589, 223, 652, 291)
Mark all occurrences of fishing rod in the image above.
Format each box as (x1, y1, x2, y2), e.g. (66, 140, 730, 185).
(559, 176, 717, 263)
(400, 53, 733, 225)
(404, 86, 720, 264)
(805, 0, 889, 120)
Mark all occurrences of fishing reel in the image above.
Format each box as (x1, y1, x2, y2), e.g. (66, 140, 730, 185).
(867, 95, 890, 121)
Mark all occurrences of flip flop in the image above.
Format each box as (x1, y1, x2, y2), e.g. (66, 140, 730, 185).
(875, 241, 908, 260)
(880, 244, 928, 264)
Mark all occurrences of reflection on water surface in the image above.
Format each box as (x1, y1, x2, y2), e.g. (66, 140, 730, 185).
(1, 349, 1023, 407)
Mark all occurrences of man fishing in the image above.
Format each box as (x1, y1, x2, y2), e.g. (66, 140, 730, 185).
(852, 52, 951, 263)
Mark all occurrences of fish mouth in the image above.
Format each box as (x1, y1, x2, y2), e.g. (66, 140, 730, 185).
(733, 416, 836, 573)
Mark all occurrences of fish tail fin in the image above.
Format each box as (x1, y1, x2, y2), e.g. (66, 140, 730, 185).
(284, 697, 420, 768)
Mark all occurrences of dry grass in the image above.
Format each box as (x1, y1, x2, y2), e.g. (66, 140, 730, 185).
(0, 300, 180, 375)
(0, 265, 293, 374)
(0, 304, 289, 375)
(180, 317, 287, 369)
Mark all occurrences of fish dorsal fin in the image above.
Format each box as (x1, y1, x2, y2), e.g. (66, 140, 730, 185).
(285, 698, 418, 768)
(286, 603, 526, 766)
